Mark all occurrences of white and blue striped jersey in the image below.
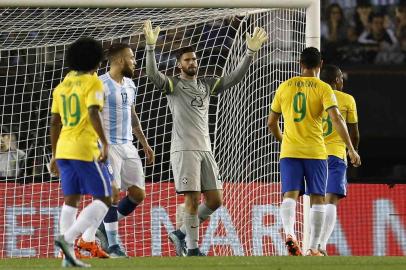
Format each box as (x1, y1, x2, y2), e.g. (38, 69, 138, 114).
(99, 72, 137, 145)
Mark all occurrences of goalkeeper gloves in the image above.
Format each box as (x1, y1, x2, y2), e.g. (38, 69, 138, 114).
(246, 27, 268, 52)
(143, 20, 161, 45)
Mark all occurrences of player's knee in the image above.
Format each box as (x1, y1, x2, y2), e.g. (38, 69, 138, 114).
(310, 194, 325, 205)
(325, 193, 340, 205)
(184, 194, 200, 213)
(64, 195, 81, 208)
(96, 196, 112, 208)
(128, 187, 146, 204)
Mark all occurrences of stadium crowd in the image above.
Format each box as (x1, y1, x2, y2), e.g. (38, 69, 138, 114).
(322, 0, 406, 64)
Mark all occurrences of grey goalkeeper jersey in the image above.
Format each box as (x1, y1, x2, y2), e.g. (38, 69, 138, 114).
(146, 44, 254, 153)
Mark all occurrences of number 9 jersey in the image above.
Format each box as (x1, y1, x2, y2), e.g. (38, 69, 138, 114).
(270, 76, 337, 160)
(51, 71, 104, 161)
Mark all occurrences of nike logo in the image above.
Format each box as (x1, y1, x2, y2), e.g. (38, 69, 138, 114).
(191, 225, 198, 228)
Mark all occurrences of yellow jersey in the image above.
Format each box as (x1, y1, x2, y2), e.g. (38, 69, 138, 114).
(271, 76, 337, 159)
(323, 90, 358, 160)
(51, 71, 104, 161)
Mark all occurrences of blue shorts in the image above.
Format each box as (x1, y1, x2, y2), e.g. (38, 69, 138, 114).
(326, 155, 347, 197)
(56, 159, 112, 197)
(281, 158, 327, 196)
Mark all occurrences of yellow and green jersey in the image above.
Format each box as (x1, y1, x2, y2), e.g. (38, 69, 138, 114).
(51, 71, 104, 161)
(323, 90, 358, 160)
(271, 76, 337, 159)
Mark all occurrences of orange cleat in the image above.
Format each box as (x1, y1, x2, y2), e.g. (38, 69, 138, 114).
(77, 238, 110, 258)
(305, 248, 324, 256)
(285, 235, 302, 256)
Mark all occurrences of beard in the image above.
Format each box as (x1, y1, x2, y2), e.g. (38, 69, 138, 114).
(122, 63, 134, 78)
(182, 66, 197, 76)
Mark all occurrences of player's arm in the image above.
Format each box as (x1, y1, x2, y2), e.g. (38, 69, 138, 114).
(143, 20, 173, 93)
(211, 27, 268, 95)
(88, 105, 109, 162)
(327, 107, 361, 166)
(347, 96, 360, 151)
(131, 105, 154, 164)
(50, 113, 62, 176)
(347, 123, 360, 151)
(267, 110, 283, 142)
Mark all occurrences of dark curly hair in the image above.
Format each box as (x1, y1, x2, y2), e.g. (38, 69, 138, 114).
(66, 37, 104, 72)
(300, 47, 322, 69)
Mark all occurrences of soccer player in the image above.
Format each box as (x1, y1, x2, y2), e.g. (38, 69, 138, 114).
(78, 43, 155, 258)
(50, 37, 111, 267)
(267, 47, 361, 256)
(318, 65, 360, 255)
(143, 20, 267, 256)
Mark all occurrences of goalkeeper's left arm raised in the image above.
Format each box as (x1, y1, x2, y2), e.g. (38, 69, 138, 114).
(212, 27, 268, 95)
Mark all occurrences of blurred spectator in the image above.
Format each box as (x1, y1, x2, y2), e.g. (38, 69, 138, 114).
(337, 26, 371, 63)
(0, 127, 26, 178)
(359, 12, 398, 45)
(395, 4, 406, 38)
(358, 12, 399, 63)
(352, 1, 374, 35)
(322, 3, 349, 44)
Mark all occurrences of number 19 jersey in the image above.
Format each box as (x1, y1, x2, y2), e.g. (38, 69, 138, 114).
(51, 71, 104, 161)
(271, 76, 337, 160)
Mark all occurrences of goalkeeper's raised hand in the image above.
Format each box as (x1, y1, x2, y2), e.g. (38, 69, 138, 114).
(246, 27, 268, 52)
(143, 20, 160, 45)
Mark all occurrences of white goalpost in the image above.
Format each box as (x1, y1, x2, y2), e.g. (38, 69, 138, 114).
(0, 0, 319, 257)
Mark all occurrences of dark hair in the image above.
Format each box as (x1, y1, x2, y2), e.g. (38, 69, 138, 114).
(176, 46, 195, 61)
(327, 3, 344, 21)
(369, 12, 385, 23)
(107, 43, 131, 61)
(300, 47, 321, 69)
(320, 64, 340, 85)
(66, 37, 104, 72)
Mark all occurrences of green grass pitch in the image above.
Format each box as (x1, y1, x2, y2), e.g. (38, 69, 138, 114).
(1, 257, 406, 270)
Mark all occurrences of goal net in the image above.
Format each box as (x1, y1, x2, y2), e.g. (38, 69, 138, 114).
(0, 7, 306, 257)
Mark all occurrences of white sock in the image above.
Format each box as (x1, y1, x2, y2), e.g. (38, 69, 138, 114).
(197, 203, 215, 223)
(59, 204, 78, 259)
(309, 204, 326, 250)
(319, 204, 337, 250)
(180, 203, 214, 235)
(280, 198, 297, 240)
(118, 212, 125, 221)
(59, 204, 78, 235)
(64, 200, 108, 244)
(184, 212, 199, 250)
(81, 226, 97, 242)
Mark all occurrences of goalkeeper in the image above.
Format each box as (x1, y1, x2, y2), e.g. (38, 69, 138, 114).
(144, 20, 267, 256)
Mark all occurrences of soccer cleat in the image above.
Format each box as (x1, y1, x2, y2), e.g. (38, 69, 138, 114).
(318, 244, 328, 256)
(77, 238, 110, 258)
(108, 244, 129, 258)
(305, 248, 325, 256)
(55, 235, 91, 267)
(186, 248, 206, 256)
(285, 235, 302, 256)
(95, 222, 109, 252)
(168, 230, 187, 257)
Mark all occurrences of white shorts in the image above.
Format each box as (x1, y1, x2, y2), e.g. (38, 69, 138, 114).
(109, 143, 145, 191)
(170, 151, 222, 193)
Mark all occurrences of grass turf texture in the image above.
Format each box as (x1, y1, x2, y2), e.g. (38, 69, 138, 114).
(1, 257, 406, 270)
